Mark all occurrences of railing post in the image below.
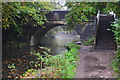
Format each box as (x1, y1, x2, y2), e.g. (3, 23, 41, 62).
(113, 12, 116, 19)
(97, 10, 100, 19)
(94, 10, 100, 46)
(109, 11, 116, 19)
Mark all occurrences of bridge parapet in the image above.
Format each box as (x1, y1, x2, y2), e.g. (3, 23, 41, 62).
(46, 10, 69, 21)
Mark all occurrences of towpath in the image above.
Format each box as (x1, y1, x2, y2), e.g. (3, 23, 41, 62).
(75, 45, 117, 78)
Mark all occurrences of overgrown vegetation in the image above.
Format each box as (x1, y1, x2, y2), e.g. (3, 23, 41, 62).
(2, 2, 53, 53)
(83, 37, 94, 46)
(2, 2, 54, 30)
(3, 2, 120, 78)
(5, 43, 80, 78)
(22, 43, 80, 78)
(65, 3, 120, 77)
(65, 2, 120, 29)
(111, 19, 120, 77)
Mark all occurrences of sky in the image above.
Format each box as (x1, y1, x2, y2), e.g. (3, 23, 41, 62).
(51, 0, 67, 10)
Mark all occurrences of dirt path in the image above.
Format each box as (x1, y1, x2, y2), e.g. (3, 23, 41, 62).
(75, 45, 117, 78)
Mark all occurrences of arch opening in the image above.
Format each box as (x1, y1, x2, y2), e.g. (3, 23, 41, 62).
(36, 25, 80, 54)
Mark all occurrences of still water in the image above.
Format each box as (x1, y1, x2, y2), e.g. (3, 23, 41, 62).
(41, 26, 80, 54)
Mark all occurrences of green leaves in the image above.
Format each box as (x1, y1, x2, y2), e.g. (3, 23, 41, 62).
(65, 42, 81, 49)
(65, 2, 98, 28)
(66, 2, 120, 29)
(111, 19, 120, 77)
(24, 43, 80, 78)
(2, 2, 52, 30)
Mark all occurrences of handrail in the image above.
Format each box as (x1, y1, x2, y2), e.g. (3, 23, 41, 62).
(113, 12, 116, 19)
(109, 11, 116, 19)
(94, 10, 100, 45)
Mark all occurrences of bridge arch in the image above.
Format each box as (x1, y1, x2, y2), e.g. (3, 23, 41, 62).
(30, 22, 66, 47)
(30, 10, 69, 47)
(29, 10, 95, 48)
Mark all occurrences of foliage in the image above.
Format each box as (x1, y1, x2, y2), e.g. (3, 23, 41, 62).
(65, 42, 81, 49)
(8, 63, 16, 72)
(65, 2, 120, 29)
(2, 2, 56, 51)
(2, 2, 52, 34)
(105, 2, 120, 17)
(111, 19, 120, 77)
(65, 2, 107, 29)
(83, 37, 94, 46)
(111, 19, 120, 46)
(22, 43, 81, 78)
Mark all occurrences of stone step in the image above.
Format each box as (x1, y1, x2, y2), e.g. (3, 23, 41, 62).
(97, 31, 113, 33)
(96, 43, 116, 46)
(99, 22, 111, 24)
(96, 39, 115, 41)
(97, 36, 114, 37)
(97, 40, 115, 44)
(99, 25, 112, 27)
(95, 46, 116, 50)
(96, 40, 115, 42)
(99, 26, 111, 28)
(99, 16, 114, 21)
(96, 36, 115, 38)
(100, 20, 114, 22)
(97, 35, 114, 37)
(95, 15, 116, 50)
(96, 43, 116, 45)
(97, 33, 114, 35)
(99, 20, 114, 23)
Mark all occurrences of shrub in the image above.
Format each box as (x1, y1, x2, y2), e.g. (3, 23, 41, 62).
(111, 18, 120, 77)
(83, 37, 94, 46)
(22, 43, 81, 78)
(65, 42, 81, 49)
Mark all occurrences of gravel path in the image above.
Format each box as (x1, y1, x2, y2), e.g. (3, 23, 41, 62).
(75, 45, 117, 78)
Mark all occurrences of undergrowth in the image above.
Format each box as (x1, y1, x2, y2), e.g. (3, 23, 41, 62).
(22, 42, 81, 78)
(111, 18, 120, 77)
(83, 37, 94, 46)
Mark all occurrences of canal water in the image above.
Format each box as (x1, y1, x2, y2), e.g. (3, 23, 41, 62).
(40, 25, 80, 54)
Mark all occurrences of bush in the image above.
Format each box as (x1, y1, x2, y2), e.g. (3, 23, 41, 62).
(111, 18, 120, 77)
(65, 42, 81, 49)
(83, 37, 94, 46)
(22, 43, 81, 78)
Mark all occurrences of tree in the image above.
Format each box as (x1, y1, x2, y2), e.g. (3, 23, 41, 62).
(2, 2, 54, 42)
(2, 2, 52, 29)
(65, 2, 120, 28)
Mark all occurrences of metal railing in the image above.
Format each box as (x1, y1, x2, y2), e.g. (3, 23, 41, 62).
(94, 10, 100, 46)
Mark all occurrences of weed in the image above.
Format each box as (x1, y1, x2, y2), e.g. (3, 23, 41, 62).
(22, 43, 80, 78)
(111, 19, 120, 77)
(83, 37, 94, 46)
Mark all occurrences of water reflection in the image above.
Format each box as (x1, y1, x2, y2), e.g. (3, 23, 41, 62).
(41, 26, 80, 54)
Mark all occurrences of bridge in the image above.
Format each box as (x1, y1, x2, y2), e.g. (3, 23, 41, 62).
(29, 10, 116, 50)
(30, 10, 69, 47)
(30, 10, 96, 47)
(46, 10, 69, 21)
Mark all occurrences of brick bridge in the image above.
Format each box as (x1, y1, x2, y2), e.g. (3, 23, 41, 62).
(30, 10, 116, 50)
(30, 10, 69, 46)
